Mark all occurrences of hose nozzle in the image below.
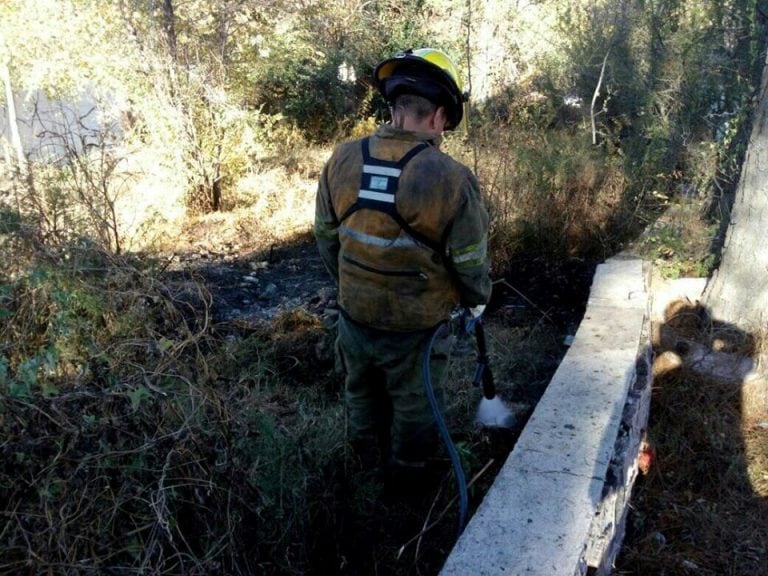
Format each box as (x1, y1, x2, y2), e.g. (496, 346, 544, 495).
(471, 321, 496, 399)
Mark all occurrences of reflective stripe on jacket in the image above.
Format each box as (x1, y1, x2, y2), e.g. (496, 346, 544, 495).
(315, 124, 491, 332)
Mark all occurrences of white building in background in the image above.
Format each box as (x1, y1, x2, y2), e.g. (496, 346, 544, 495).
(0, 88, 184, 250)
(1, 88, 117, 168)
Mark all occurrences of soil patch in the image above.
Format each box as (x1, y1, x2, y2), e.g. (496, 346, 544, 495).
(161, 240, 599, 574)
(163, 234, 333, 322)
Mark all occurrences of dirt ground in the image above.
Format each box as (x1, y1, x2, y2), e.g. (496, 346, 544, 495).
(141, 223, 768, 575)
(163, 231, 598, 410)
(159, 234, 599, 574)
(162, 231, 330, 322)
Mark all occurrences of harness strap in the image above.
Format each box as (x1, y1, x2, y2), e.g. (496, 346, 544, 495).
(339, 138, 442, 254)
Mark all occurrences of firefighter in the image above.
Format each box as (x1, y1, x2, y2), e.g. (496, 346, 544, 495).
(314, 48, 491, 490)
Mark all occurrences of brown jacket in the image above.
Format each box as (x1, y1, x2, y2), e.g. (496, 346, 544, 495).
(315, 124, 491, 331)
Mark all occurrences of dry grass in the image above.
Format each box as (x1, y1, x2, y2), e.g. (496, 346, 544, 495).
(615, 301, 768, 575)
(632, 200, 719, 280)
(443, 126, 631, 270)
(150, 142, 328, 257)
(0, 239, 348, 575)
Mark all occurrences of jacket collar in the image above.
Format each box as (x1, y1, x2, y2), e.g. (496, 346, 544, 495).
(375, 124, 442, 148)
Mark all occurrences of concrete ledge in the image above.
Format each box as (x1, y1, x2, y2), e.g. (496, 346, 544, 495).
(440, 256, 650, 576)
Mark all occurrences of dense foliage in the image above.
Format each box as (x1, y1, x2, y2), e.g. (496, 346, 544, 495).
(2, 0, 765, 224)
(1, 0, 766, 574)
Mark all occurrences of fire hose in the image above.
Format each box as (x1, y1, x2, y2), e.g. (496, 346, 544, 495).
(421, 313, 500, 536)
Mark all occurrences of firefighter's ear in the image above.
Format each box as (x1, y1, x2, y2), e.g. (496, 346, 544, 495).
(432, 106, 447, 132)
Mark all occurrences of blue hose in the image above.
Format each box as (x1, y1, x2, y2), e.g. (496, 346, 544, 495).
(422, 321, 469, 536)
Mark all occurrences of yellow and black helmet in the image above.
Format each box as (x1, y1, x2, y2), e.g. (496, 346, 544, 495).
(374, 48, 468, 130)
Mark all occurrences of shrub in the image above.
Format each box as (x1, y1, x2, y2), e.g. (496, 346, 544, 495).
(0, 243, 347, 575)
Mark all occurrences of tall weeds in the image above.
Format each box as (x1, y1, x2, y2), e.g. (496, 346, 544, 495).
(0, 237, 345, 575)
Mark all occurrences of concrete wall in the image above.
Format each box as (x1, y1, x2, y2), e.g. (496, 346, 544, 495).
(441, 256, 650, 575)
(1, 88, 116, 164)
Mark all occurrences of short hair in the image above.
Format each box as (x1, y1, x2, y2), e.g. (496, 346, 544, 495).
(392, 93, 438, 121)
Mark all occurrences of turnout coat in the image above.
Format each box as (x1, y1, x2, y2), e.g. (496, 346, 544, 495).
(314, 124, 491, 332)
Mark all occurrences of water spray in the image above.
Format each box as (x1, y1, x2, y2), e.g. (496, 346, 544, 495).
(471, 320, 516, 429)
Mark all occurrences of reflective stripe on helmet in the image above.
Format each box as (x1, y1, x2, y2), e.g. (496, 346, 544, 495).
(411, 48, 464, 94)
(375, 48, 464, 95)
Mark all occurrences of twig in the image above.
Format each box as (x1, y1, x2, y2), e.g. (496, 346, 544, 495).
(415, 481, 445, 563)
(152, 447, 176, 540)
(0, 500, 22, 543)
(591, 48, 612, 145)
(156, 252, 177, 274)
(493, 278, 554, 323)
(397, 458, 496, 559)
(14, 399, 65, 428)
(464, 0, 478, 174)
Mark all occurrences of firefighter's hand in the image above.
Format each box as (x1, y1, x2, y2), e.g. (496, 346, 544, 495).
(464, 304, 486, 333)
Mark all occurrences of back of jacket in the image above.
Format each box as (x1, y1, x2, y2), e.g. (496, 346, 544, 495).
(315, 124, 491, 332)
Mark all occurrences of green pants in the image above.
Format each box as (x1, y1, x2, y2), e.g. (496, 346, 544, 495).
(336, 314, 449, 466)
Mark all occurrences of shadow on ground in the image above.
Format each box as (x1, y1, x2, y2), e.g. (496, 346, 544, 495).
(615, 299, 768, 575)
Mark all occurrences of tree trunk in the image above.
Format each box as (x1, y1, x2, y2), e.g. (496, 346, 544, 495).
(161, 0, 177, 60)
(704, 52, 768, 334)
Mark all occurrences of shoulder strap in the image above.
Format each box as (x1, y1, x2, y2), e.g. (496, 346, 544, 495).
(339, 138, 441, 254)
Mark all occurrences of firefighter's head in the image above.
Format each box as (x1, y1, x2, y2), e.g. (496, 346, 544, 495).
(374, 48, 468, 131)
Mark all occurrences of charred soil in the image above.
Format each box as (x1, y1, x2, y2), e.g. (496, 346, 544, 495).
(163, 239, 599, 575)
